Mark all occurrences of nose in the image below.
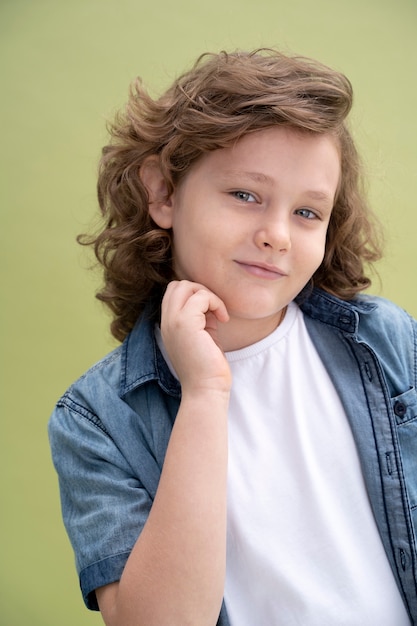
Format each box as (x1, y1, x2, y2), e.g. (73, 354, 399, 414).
(254, 216, 291, 252)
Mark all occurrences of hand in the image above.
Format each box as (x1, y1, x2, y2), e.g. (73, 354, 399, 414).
(161, 280, 232, 394)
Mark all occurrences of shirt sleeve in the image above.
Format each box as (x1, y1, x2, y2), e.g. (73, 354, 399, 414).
(48, 392, 158, 610)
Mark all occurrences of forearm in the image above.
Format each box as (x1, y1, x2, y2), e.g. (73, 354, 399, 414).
(99, 389, 229, 626)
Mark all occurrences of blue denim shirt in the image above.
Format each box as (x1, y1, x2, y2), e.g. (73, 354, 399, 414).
(48, 288, 417, 624)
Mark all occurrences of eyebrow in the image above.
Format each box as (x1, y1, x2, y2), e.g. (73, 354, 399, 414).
(221, 170, 334, 204)
(221, 170, 275, 185)
(304, 190, 333, 203)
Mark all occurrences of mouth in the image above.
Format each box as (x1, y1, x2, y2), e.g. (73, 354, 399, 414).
(235, 261, 287, 280)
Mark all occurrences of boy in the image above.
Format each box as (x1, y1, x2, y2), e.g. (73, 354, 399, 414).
(49, 49, 417, 625)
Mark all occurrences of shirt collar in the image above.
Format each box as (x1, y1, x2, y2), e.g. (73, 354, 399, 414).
(296, 286, 377, 334)
(119, 288, 376, 397)
(119, 310, 181, 399)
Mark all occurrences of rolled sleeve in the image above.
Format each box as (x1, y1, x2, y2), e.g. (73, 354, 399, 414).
(48, 392, 158, 609)
(80, 551, 132, 610)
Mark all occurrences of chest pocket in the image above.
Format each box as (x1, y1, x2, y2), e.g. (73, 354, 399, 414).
(392, 387, 417, 510)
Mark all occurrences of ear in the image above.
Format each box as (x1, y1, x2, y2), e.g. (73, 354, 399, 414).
(139, 155, 173, 229)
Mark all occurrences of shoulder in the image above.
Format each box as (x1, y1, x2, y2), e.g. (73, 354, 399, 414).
(356, 296, 416, 385)
(355, 294, 416, 344)
(53, 311, 160, 416)
(299, 289, 416, 401)
(357, 293, 412, 318)
(344, 294, 416, 396)
(56, 345, 123, 415)
(48, 317, 143, 437)
(299, 288, 416, 387)
(48, 345, 127, 453)
(299, 286, 415, 339)
(49, 311, 180, 441)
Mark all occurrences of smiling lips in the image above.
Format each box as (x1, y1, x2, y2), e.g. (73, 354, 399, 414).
(236, 261, 287, 280)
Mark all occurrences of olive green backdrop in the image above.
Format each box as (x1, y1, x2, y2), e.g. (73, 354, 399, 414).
(1, 0, 416, 624)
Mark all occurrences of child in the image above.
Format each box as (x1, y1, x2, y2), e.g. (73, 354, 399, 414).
(48, 49, 417, 625)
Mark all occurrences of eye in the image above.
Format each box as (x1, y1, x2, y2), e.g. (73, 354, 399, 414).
(230, 190, 257, 203)
(295, 207, 318, 220)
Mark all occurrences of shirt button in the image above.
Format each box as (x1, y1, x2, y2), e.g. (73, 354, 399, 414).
(394, 401, 407, 418)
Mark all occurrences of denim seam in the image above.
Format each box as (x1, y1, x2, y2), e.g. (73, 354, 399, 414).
(397, 415, 417, 427)
(57, 394, 110, 436)
(75, 350, 121, 383)
(81, 549, 133, 571)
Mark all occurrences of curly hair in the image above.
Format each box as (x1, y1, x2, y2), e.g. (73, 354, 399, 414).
(81, 48, 383, 341)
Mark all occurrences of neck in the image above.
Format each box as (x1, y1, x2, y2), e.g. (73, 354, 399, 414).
(217, 307, 287, 352)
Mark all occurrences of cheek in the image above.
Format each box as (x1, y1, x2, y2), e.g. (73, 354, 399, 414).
(317, 235, 328, 265)
(297, 232, 327, 272)
(314, 236, 328, 272)
(171, 233, 211, 281)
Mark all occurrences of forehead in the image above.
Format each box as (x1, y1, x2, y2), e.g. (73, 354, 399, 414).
(184, 126, 341, 195)
(229, 126, 341, 160)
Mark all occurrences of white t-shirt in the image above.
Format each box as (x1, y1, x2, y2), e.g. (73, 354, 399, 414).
(224, 302, 410, 625)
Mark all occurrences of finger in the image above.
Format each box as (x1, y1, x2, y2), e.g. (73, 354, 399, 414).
(163, 281, 229, 323)
(184, 289, 229, 324)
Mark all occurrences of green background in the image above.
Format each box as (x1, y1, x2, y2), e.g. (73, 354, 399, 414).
(1, 1, 416, 624)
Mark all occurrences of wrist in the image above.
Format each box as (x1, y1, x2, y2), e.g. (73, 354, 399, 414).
(179, 368, 232, 396)
(180, 386, 231, 413)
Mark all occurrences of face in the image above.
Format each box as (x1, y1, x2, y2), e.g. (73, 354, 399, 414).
(153, 127, 341, 350)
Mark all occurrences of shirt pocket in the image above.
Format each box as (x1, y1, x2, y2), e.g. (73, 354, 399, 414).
(392, 387, 417, 510)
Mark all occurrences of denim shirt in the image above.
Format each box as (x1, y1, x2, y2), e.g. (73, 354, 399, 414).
(48, 288, 417, 624)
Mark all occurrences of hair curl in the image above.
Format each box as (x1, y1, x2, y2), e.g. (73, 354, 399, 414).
(80, 49, 383, 341)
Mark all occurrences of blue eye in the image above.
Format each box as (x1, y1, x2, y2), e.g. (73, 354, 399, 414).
(231, 190, 257, 203)
(296, 207, 317, 219)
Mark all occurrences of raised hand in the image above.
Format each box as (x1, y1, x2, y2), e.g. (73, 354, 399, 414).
(161, 280, 232, 394)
